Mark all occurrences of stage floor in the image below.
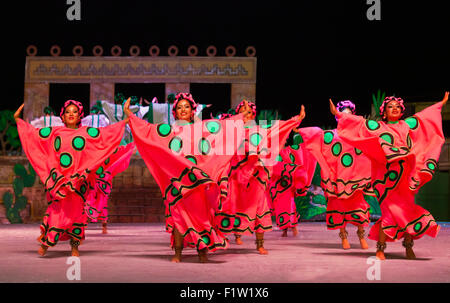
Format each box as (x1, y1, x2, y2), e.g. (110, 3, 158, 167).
(0, 222, 449, 283)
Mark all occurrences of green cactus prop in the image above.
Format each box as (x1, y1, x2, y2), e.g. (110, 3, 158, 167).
(365, 195, 381, 216)
(371, 89, 386, 119)
(0, 110, 21, 155)
(256, 109, 281, 126)
(295, 191, 327, 220)
(2, 163, 36, 223)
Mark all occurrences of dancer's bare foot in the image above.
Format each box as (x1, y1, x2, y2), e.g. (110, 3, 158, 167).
(102, 223, 108, 234)
(198, 248, 208, 263)
(292, 226, 299, 237)
(359, 238, 369, 249)
(36, 234, 44, 244)
(342, 238, 351, 249)
(376, 241, 386, 260)
(357, 229, 369, 249)
(70, 239, 80, 257)
(257, 247, 269, 255)
(339, 230, 350, 249)
(255, 236, 268, 254)
(376, 250, 386, 260)
(38, 244, 48, 256)
(235, 235, 243, 245)
(171, 247, 182, 263)
(281, 229, 288, 237)
(403, 239, 416, 260)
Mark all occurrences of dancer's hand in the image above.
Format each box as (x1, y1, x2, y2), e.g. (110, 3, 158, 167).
(441, 91, 449, 106)
(298, 105, 305, 122)
(124, 98, 132, 118)
(14, 103, 24, 121)
(242, 100, 254, 123)
(329, 98, 338, 116)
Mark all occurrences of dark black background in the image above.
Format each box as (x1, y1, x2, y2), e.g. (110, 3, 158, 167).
(2, 0, 449, 129)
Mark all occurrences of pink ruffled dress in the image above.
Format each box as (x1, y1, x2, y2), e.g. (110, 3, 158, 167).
(298, 128, 372, 229)
(128, 113, 246, 252)
(268, 144, 317, 230)
(84, 143, 135, 223)
(17, 119, 126, 246)
(216, 117, 301, 235)
(336, 102, 444, 241)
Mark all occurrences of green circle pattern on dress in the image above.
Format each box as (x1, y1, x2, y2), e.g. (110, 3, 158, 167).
(380, 133, 394, 144)
(388, 171, 398, 181)
(291, 144, 299, 150)
(73, 228, 82, 235)
(188, 172, 197, 182)
(157, 123, 172, 137)
(202, 235, 211, 245)
(185, 155, 197, 164)
(407, 134, 412, 149)
(198, 138, 211, 155)
(72, 136, 86, 151)
(427, 162, 436, 170)
(60, 153, 73, 168)
(355, 148, 362, 155)
(54, 136, 61, 151)
(171, 187, 179, 196)
(289, 153, 295, 163)
(39, 127, 52, 139)
(279, 216, 284, 223)
(169, 137, 183, 153)
(328, 216, 334, 224)
(405, 117, 418, 130)
(250, 133, 263, 146)
(276, 155, 283, 162)
(332, 142, 342, 156)
(341, 153, 353, 167)
(366, 120, 380, 131)
(234, 217, 241, 227)
(206, 121, 221, 134)
(351, 214, 360, 219)
(324, 131, 334, 144)
(96, 166, 104, 175)
(87, 127, 100, 138)
(52, 172, 57, 181)
(221, 218, 230, 228)
(414, 222, 422, 232)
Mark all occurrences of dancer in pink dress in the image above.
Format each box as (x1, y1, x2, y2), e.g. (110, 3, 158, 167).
(124, 93, 247, 263)
(84, 142, 135, 234)
(14, 100, 127, 256)
(268, 138, 317, 237)
(218, 100, 305, 254)
(298, 100, 373, 249)
(331, 92, 448, 259)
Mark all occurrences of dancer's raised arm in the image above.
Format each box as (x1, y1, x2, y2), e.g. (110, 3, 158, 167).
(123, 97, 132, 122)
(14, 103, 24, 121)
(441, 91, 448, 106)
(329, 98, 338, 116)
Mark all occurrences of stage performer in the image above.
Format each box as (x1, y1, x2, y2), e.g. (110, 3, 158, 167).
(84, 142, 135, 234)
(218, 100, 305, 254)
(268, 134, 317, 237)
(124, 93, 248, 263)
(14, 100, 127, 257)
(330, 92, 448, 259)
(298, 100, 372, 249)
